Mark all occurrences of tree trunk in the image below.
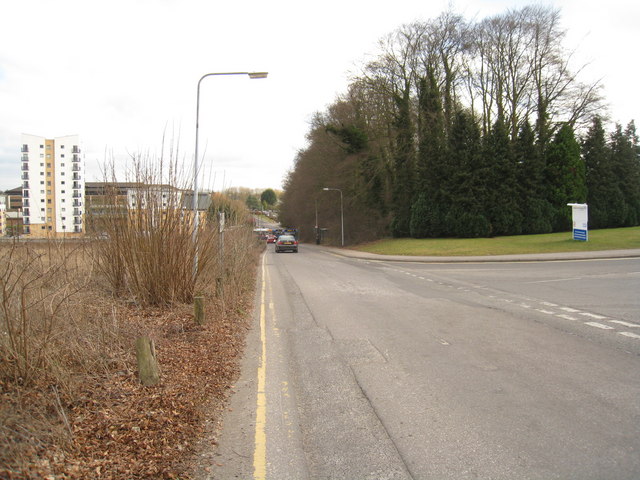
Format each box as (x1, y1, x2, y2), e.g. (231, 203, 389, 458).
(136, 336, 160, 386)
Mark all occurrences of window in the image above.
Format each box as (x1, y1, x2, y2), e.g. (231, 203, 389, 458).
(61, 145, 65, 149)
(40, 145, 44, 149)
(47, 181, 51, 186)
(61, 190, 65, 194)
(40, 190, 44, 194)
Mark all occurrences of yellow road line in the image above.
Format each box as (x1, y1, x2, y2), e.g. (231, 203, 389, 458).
(253, 254, 268, 479)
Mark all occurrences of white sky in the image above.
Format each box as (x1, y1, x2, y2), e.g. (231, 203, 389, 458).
(1, 0, 638, 193)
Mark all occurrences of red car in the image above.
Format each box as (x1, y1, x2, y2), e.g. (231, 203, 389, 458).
(266, 234, 277, 243)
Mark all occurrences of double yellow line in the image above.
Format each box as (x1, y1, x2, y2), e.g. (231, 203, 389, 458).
(253, 254, 268, 479)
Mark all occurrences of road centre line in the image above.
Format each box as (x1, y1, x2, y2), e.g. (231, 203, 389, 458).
(579, 312, 608, 320)
(619, 332, 640, 339)
(609, 320, 640, 328)
(395, 265, 639, 340)
(585, 322, 615, 330)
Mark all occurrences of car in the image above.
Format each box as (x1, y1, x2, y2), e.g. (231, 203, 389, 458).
(275, 234, 298, 253)
(266, 234, 277, 244)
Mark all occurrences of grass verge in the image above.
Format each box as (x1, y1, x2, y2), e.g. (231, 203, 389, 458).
(352, 226, 640, 256)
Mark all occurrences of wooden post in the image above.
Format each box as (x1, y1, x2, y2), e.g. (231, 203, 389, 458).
(136, 336, 160, 386)
(194, 295, 205, 325)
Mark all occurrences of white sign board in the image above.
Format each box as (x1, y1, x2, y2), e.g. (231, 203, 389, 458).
(567, 203, 588, 241)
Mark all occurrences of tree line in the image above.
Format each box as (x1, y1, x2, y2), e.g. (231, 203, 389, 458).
(279, 5, 639, 244)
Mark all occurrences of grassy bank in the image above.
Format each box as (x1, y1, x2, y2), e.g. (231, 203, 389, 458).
(352, 226, 640, 256)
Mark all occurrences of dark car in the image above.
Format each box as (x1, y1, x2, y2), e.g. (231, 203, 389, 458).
(275, 234, 298, 253)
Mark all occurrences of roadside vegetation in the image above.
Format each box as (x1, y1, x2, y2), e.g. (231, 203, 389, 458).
(353, 226, 640, 256)
(279, 5, 639, 246)
(0, 155, 263, 478)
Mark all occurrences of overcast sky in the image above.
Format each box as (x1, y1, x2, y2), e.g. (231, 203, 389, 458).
(1, 0, 637, 193)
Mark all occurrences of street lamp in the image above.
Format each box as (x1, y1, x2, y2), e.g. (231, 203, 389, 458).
(192, 71, 268, 277)
(322, 187, 344, 247)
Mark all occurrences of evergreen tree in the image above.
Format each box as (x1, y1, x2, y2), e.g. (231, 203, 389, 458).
(410, 72, 448, 238)
(609, 121, 640, 226)
(483, 119, 522, 235)
(515, 120, 552, 233)
(260, 188, 278, 208)
(583, 117, 623, 228)
(391, 86, 416, 237)
(445, 109, 491, 237)
(544, 123, 586, 231)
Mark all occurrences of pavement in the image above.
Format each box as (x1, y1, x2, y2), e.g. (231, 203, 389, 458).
(319, 245, 640, 263)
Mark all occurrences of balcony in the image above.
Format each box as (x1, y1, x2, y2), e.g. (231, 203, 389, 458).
(21, 164, 29, 171)
(72, 146, 80, 153)
(21, 173, 29, 180)
(22, 182, 29, 189)
(72, 201, 82, 207)
(21, 145, 29, 153)
(21, 154, 29, 161)
(23, 208, 30, 216)
(22, 200, 30, 207)
(73, 209, 81, 216)
(72, 165, 81, 171)
(72, 173, 81, 180)
(73, 182, 81, 190)
(73, 218, 82, 225)
(72, 193, 82, 198)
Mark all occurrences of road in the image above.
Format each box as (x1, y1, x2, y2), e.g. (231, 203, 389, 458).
(208, 244, 640, 480)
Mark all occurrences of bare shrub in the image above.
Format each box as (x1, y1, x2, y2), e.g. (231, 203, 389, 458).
(89, 149, 219, 306)
(0, 240, 89, 385)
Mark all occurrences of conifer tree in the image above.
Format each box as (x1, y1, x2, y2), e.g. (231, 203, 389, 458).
(583, 116, 622, 228)
(483, 119, 522, 235)
(545, 123, 586, 231)
(609, 122, 640, 226)
(515, 120, 552, 233)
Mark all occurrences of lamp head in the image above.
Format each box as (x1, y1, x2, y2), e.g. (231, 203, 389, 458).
(248, 72, 269, 79)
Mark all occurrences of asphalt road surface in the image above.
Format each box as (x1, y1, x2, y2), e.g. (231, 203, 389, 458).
(208, 244, 640, 480)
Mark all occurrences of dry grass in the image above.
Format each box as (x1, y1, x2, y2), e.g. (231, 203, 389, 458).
(1, 151, 264, 478)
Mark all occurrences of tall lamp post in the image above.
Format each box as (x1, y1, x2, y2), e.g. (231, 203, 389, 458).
(322, 187, 344, 247)
(192, 71, 268, 277)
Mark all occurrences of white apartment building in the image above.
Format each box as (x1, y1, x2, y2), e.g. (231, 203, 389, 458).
(21, 134, 84, 236)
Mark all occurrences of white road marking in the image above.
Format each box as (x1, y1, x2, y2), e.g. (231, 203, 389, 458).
(619, 332, 640, 340)
(519, 303, 532, 309)
(557, 314, 578, 321)
(560, 307, 581, 313)
(536, 309, 555, 315)
(579, 312, 608, 320)
(585, 322, 614, 330)
(541, 301, 558, 307)
(609, 320, 640, 328)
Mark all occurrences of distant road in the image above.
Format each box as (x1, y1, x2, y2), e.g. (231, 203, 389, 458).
(210, 245, 640, 479)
